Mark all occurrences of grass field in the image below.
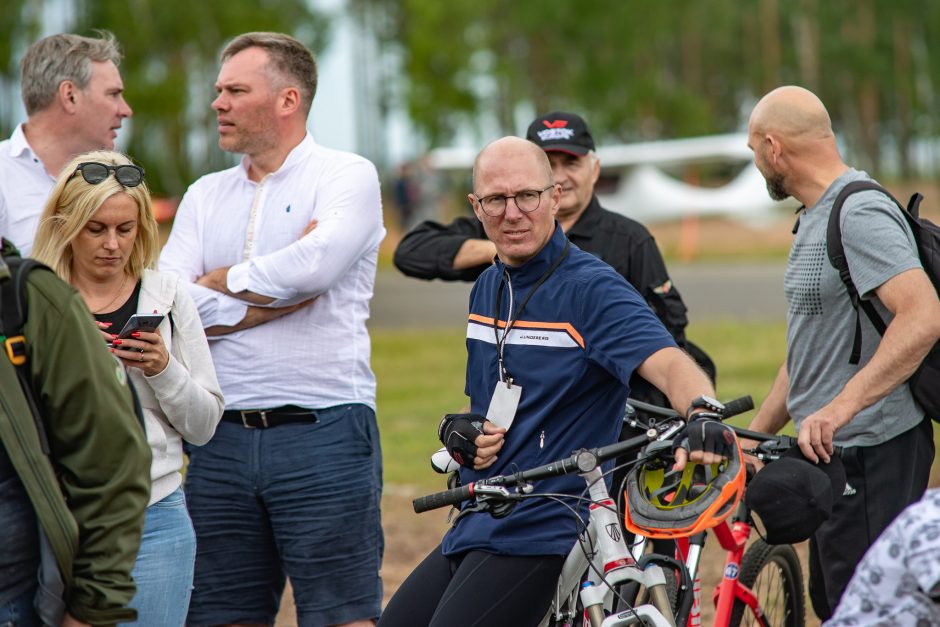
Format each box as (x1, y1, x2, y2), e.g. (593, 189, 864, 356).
(372, 319, 790, 489)
(372, 317, 940, 488)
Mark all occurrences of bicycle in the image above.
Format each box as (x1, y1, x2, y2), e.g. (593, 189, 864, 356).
(418, 396, 755, 627)
(419, 419, 684, 626)
(626, 398, 808, 627)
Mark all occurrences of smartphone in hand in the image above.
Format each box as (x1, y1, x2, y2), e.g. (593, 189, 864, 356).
(108, 313, 165, 348)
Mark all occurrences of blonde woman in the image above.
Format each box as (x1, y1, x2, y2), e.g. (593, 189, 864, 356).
(33, 150, 224, 625)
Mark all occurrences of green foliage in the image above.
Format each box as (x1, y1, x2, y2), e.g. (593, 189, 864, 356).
(4, 1, 940, 195)
(354, 0, 940, 178)
(71, 0, 330, 197)
(0, 2, 42, 126)
(0, 0, 329, 196)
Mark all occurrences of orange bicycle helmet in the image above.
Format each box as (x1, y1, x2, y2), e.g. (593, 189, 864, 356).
(623, 432, 745, 539)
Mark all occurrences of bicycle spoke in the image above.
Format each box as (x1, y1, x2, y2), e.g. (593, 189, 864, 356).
(744, 559, 792, 627)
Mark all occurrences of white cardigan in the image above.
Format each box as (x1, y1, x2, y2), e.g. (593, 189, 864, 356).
(131, 269, 224, 505)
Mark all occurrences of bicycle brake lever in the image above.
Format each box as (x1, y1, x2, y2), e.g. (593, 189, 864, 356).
(473, 484, 512, 499)
(752, 436, 796, 461)
(641, 439, 675, 461)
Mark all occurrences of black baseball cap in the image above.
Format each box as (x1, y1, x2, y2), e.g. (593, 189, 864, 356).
(526, 111, 595, 156)
(745, 446, 847, 545)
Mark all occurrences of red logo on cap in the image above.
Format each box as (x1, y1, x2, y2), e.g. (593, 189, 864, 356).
(542, 120, 568, 129)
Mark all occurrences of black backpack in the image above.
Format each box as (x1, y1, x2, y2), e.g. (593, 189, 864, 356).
(1, 251, 56, 453)
(826, 180, 940, 422)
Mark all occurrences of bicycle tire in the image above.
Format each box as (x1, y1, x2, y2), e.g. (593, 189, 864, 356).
(728, 539, 805, 627)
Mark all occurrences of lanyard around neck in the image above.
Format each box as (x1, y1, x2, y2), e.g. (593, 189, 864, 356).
(493, 238, 570, 383)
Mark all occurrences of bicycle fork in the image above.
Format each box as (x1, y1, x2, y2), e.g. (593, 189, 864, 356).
(578, 466, 676, 627)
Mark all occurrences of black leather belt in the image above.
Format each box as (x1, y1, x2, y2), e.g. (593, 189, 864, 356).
(221, 405, 318, 429)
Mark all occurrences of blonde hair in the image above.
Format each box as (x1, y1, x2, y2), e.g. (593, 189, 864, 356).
(32, 150, 159, 283)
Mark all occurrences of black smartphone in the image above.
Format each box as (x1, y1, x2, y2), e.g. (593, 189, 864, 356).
(108, 313, 165, 347)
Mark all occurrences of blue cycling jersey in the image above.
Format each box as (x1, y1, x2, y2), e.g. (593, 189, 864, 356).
(442, 225, 675, 557)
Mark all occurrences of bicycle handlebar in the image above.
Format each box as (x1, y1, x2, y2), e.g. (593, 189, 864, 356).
(723, 395, 756, 417)
(627, 396, 844, 460)
(413, 395, 755, 514)
(413, 425, 670, 513)
(626, 395, 754, 420)
(412, 482, 476, 513)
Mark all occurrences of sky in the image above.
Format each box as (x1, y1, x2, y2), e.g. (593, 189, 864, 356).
(308, 0, 417, 167)
(308, 0, 357, 154)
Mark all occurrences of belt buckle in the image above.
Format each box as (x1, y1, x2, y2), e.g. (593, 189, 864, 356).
(240, 410, 269, 429)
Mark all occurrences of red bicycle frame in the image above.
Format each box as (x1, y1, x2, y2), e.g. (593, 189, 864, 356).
(710, 518, 761, 626)
(672, 516, 762, 627)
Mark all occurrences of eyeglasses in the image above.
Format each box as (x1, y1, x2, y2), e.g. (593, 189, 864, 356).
(73, 162, 145, 187)
(473, 185, 554, 217)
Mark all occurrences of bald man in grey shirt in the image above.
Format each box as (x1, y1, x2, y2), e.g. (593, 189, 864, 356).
(743, 86, 940, 620)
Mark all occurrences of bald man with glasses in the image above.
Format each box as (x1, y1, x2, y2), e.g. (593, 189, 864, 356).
(395, 111, 714, 389)
(380, 136, 725, 627)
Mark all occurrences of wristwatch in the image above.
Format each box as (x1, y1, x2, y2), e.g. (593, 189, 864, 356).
(686, 395, 725, 419)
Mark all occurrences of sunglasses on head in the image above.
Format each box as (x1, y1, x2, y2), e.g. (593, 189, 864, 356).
(73, 162, 145, 187)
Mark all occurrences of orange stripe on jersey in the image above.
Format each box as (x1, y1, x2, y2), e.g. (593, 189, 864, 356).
(467, 314, 585, 349)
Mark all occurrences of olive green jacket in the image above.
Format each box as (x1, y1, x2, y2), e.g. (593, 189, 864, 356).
(0, 243, 150, 625)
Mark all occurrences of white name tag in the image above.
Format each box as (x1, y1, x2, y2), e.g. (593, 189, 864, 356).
(485, 380, 522, 429)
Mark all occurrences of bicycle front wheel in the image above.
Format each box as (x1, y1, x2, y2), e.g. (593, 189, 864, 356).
(728, 539, 805, 627)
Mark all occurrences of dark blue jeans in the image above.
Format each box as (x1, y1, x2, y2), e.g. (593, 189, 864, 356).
(184, 403, 383, 627)
(0, 586, 40, 627)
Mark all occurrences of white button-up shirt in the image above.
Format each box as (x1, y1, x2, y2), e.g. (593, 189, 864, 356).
(0, 124, 56, 255)
(159, 134, 385, 410)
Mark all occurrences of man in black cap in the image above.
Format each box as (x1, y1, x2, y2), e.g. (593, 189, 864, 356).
(394, 112, 708, 380)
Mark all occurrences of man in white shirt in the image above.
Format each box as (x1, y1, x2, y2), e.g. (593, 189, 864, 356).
(0, 32, 132, 255)
(159, 32, 385, 627)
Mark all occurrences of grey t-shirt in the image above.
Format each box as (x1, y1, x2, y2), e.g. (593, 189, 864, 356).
(784, 168, 924, 447)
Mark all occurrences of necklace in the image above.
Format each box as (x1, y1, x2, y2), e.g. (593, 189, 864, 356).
(90, 273, 129, 314)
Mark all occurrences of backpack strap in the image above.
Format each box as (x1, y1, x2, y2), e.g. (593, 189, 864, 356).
(1, 257, 29, 364)
(1, 253, 56, 454)
(907, 192, 924, 219)
(826, 181, 903, 364)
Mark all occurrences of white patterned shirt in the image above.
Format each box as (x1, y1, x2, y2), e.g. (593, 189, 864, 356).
(826, 488, 940, 626)
(159, 134, 385, 410)
(0, 124, 56, 255)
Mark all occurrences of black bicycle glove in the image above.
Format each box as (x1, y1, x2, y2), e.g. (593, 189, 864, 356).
(672, 412, 736, 458)
(438, 413, 486, 469)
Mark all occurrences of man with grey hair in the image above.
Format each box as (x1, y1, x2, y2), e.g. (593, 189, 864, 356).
(0, 31, 133, 255)
(160, 31, 385, 627)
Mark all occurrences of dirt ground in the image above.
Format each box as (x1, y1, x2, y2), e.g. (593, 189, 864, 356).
(274, 490, 822, 626)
